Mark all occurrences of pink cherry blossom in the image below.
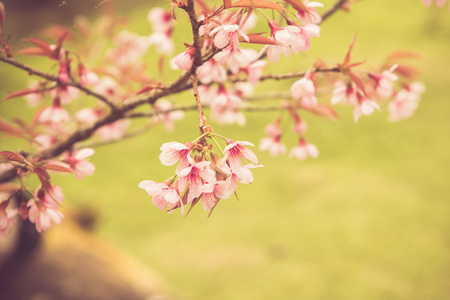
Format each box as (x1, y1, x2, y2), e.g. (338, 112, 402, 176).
(96, 119, 130, 141)
(152, 99, 185, 132)
(27, 199, 64, 232)
(35, 185, 65, 209)
(62, 148, 95, 180)
(223, 140, 259, 174)
(289, 138, 319, 160)
(148, 32, 175, 55)
(34, 134, 56, 151)
(58, 58, 69, 84)
(94, 77, 122, 102)
(178, 161, 217, 203)
(139, 180, 181, 211)
(264, 118, 283, 138)
(210, 23, 249, 49)
(259, 136, 287, 157)
(79, 64, 99, 86)
(76, 107, 102, 126)
(107, 31, 150, 67)
(267, 20, 301, 62)
(388, 81, 425, 121)
(242, 60, 267, 86)
(172, 47, 195, 71)
(210, 86, 245, 126)
(201, 181, 235, 211)
(50, 84, 80, 105)
(287, 22, 321, 53)
(353, 92, 381, 122)
(214, 46, 254, 74)
(331, 81, 358, 106)
(147, 7, 174, 33)
(197, 58, 227, 84)
(296, 1, 324, 24)
(370, 64, 398, 99)
(290, 71, 317, 108)
(159, 141, 191, 166)
(38, 103, 70, 124)
(289, 110, 308, 135)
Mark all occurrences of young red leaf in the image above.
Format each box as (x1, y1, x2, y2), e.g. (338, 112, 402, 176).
(15, 47, 54, 56)
(2, 88, 41, 102)
(284, 0, 309, 13)
(306, 103, 339, 121)
(0, 151, 28, 164)
(223, 0, 232, 8)
(395, 64, 421, 78)
(231, 0, 292, 14)
(44, 163, 74, 173)
(23, 38, 52, 52)
(238, 33, 281, 45)
(386, 50, 423, 62)
(0, 118, 28, 138)
(343, 34, 357, 67)
(34, 166, 52, 188)
(136, 86, 154, 95)
(348, 72, 366, 95)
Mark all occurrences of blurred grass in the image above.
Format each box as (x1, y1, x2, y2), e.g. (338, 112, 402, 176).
(1, 0, 450, 299)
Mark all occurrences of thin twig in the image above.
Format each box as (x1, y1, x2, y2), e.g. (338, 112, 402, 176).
(321, 0, 349, 23)
(0, 55, 117, 109)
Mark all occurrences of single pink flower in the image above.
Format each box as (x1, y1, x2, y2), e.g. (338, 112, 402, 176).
(289, 138, 319, 160)
(296, 1, 324, 24)
(27, 199, 64, 232)
(173, 47, 195, 71)
(149, 32, 175, 55)
(259, 136, 287, 157)
(353, 92, 381, 122)
(62, 148, 95, 180)
(159, 142, 193, 172)
(35, 185, 65, 209)
(331, 81, 358, 106)
(147, 7, 174, 33)
(178, 161, 217, 203)
(223, 140, 259, 174)
(388, 81, 425, 121)
(370, 64, 398, 99)
(152, 99, 185, 132)
(197, 58, 227, 84)
(39, 103, 70, 124)
(242, 60, 267, 86)
(51, 84, 80, 105)
(79, 64, 99, 86)
(290, 71, 317, 108)
(210, 22, 249, 49)
(267, 20, 300, 62)
(139, 180, 181, 211)
(96, 119, 130, 141)
(210, 86, 245, 126)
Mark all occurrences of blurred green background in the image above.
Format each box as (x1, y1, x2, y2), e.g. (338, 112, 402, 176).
(1, 0, 450, 299)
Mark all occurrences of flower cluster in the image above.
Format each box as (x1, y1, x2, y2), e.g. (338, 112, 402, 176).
(139, 135, 262, 215)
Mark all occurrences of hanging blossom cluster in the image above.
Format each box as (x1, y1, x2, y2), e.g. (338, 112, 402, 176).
(0, 148, 95, 234)
(139, 134, 262, 215)
(0, 0, 430, 230)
